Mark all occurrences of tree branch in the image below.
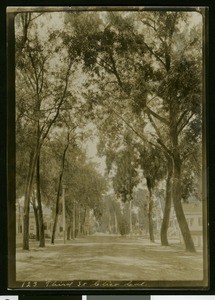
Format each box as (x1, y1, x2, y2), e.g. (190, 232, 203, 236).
(38, 57, 46, 95)
(20, 68, 36, 92)
(108, 50, 129, 95)
(97, 56, 115, 73)
(140, 18, 165, 46)
(157, 138, 173, 158)
(30, 13, 44, 22)
(145, 106, 170, 126)
(177, 112, 195, 135)
(40, 59, 73, 145)
(142, 41, 167, 70)
(22, 112, 38, 122)
(177, 109, 189, 127)
(146, 112, 172, 157)
(99, 99, 160, 149)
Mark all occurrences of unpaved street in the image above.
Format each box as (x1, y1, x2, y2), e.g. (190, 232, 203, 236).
(16, 235, 204, 282)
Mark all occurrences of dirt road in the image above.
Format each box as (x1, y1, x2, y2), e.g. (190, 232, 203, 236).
(16, 235, 204, 281)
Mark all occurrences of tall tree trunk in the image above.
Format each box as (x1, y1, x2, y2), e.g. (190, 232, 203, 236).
(23, 149, 39, 250)
(77, 203, 81, 236)
(32, 194, 40, 241)
(169, 116, 195, 252)
(51, 215, 58, 244)
(36, 153, 45, 247)
(114, 212, 118, 234)
(172, 156, 196, 252)
(108, 213, 111, 234)
(67, 226, 71, 240)
(51, 177, 62, 244)
(51, 136, 70, 244)
(72, 200, 76, 239)
(129, 200, 132, 235)
(51, 170, 64, 244)
(146, 177, 155, 243)
(148, 188, 155, 243)
(82, 207, 87, 236)
(161, 158, 173, 246)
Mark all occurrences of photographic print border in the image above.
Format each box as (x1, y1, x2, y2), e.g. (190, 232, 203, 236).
(5, 4, 213, 293)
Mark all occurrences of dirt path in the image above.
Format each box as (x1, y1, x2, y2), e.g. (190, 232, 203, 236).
(16, 235, 204, 281)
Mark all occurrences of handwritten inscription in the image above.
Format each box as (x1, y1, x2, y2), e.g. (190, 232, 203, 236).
(21, 281, 38, 288)
(20, 280, 146, 288)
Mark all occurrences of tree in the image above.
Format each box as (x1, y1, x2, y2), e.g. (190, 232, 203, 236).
(138, 145, 166, 242)
(15, 10, 203, 253)
(64, 160, 107, 237)
(66, 11, 202, 251)
(112, 144, 139, 234)
(16, 12, 77, 249)
(50, 128, 74, 244)
(118, 216, 130, 236)
(160, 157, 173, 246)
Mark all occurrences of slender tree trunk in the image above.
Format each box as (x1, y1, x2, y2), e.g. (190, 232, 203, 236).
(51, 181, 62, 244)
(36, 153, 45, 247)
(51, 170, 64, 244)
(129, 200, 132, 235)
(172, 157, 196, 252)
(51, 215, 59, 243)
(169, 115, 195, 252)
(32, 206, 40, 241)
(114, 212, 118, 234)
(32, 195, 40, 241)
(81, 207, 85, 235)
(148, 188, 155, 243)
(51, 137, 69, 244)
(17, 203, 21, 234)
(67, 226, 71, 240)
(72, 200, 76, 239)
(108, 213, 112, 234)
(77, 204, 81, 236)
(23, 149, 39, 250)
(161, 158, 173, 246)
(82, 207, 87, 236)
(146, 177, 155, 243)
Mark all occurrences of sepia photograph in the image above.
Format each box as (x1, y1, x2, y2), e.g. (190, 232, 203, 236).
(7, 6, 208, 289)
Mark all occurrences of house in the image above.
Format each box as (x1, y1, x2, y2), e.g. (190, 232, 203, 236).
(156, 191, 203, 247)
(16, 197, 64, 239)
(171, 201, 203, 247)
(180, 202, 203, 247)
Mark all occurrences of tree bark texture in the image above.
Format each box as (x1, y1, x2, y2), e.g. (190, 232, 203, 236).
(32, 195, 40, 241)
(169, 116, 195, 252)
(129, 200, 133, 235)
(161, 158, 173, 246)
(78, 204, 81, 236)
(72, 200, 76, 239)
(51, 138, 69, 244)
(51, 181, 61, 244)
(146, 177, 155, 243)
(36, 154, 45, 247)
(172, 158, 196, 252)
(67, 226, 71, 240)
(23, 149, 39, 250)
(148, 189, 155, 243)
(51, 212, 59, 244)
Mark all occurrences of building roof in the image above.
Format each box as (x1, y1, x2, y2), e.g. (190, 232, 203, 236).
(182, 202, 202, 215)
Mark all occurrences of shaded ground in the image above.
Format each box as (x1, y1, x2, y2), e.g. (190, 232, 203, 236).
(16, 235, 203, 281)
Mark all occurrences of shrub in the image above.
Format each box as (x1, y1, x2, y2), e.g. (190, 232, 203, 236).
(118, 217, 130, 236)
